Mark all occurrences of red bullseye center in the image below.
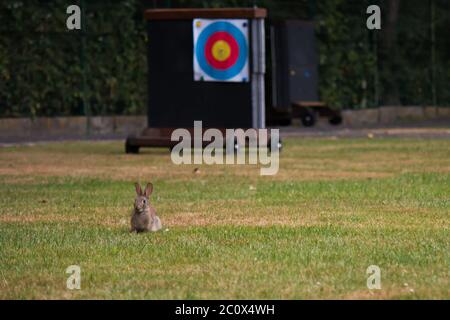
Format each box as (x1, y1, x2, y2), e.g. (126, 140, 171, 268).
(204, 32, 239, 70)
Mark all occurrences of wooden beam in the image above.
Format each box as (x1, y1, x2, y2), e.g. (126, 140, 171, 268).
(144, 8, 267, 20)
(292, 101, 327, 108)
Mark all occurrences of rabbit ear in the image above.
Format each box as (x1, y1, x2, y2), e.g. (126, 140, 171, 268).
(144, 183, 153, 197)
(135, 183, 142, 196)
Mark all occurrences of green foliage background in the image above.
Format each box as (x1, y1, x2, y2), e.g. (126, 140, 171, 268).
(0, 0, 448, 117)
(0, 0, 147, 117)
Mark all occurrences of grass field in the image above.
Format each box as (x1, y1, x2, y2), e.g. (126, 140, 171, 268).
(0, 138, 449, 299)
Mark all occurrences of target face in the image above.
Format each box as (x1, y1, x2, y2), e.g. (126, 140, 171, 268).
(193, 19, 249, 82)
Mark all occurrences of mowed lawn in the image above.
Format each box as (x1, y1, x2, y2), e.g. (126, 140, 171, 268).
(0, 138, 449, 299)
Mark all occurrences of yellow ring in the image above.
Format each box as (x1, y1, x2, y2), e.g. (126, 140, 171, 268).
(211, 40, 231, 62)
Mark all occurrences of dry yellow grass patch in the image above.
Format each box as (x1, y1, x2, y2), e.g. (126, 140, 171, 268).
(2, 138, 450, 183)
(341, 287, 417, 299)
(0, 214, 80, 224)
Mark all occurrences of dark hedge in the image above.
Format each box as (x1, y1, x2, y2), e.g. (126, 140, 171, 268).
(0, 0, 448, 117)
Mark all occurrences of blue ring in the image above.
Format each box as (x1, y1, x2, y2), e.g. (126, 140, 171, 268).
(196, 21, 248, 80)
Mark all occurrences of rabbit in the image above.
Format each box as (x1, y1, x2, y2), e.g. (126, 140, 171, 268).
(130, 182, 162, 233)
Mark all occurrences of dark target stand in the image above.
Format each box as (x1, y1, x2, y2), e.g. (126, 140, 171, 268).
(125, 8, 270, 153)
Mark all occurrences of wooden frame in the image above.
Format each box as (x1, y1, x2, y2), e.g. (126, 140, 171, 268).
(291, 101, 342, 126)
(144, 8, 267, 20)
(128, 8, 269, 153)
(125, 128, 273, 153)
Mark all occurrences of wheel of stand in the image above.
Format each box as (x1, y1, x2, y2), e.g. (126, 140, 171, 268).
(224, 137, 239, 155)
(301, 111, 316, 127)
(329, 115, 343, 125)
(125, 139, 139, 154)
(268, 137, 282, 153)
(234, 137, 240, 154)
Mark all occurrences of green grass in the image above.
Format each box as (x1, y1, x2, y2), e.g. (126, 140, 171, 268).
(0, 138, 449, 299)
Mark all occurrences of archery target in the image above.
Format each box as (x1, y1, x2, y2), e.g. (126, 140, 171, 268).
(193, 19, 249, 82)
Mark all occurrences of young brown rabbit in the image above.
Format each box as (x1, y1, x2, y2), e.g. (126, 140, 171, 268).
(130, 182, 162, 233)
